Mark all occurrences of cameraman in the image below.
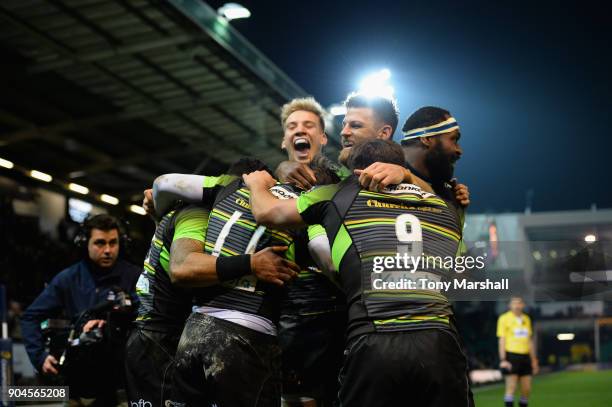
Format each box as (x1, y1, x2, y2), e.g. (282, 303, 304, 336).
(21, 214, 140, 405)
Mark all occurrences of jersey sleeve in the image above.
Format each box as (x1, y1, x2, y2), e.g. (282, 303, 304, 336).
(334, 165, 352, 181)
(306, 224, 336, 276)
(296, 184, 339, 225)
(496, 314, 507, 338)
(172, 206, 210, 243)
(307, 224, 326, 240)
(201, 174, 238, 206)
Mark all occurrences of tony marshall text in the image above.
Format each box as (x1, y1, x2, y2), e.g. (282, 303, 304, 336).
(372, 278, 509, 291)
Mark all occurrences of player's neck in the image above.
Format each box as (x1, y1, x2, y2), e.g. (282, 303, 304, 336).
(403, 149, 431, 181)
(511, 310, 523, 317)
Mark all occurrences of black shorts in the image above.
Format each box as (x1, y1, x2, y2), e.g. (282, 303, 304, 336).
(506, 352, 532, 377)
(278, 310, 345, 405)
(338, 329, 475, 407)
(124, 327, 181, 407)
(171, 313, 282, 407)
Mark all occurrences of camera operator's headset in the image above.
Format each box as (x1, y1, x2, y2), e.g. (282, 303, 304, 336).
(73, 214, 132, 257)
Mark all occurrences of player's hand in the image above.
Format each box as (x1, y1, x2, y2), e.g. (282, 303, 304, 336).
(82, 319, 106, 333)
(142, 188, 156, 216)
(42, 354, 59, 375)
(251, 246, 300, 286)
(275, 161, 316, 190)
(499, 360, 512, 371)
(531, 359, 539, 375)
(451, 180, 470, 207)
(243, 171, 276, 190)
(354, 162, 409, 192)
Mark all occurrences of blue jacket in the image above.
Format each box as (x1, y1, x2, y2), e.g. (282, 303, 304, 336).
(21, 259, 140, 371)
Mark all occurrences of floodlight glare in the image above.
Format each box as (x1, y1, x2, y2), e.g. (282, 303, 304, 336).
(29, 170, 52, 183)
(329, 104, 347, 116)
(130, 205, 147, 216)
(100, 194, 119, 206)
(218, 3, 251, 20)
(68, 183, 89, 195)
(0, 157, 14, 169)
(584, 234, 597, 243)
(358, 69, 395, 99)
(557, 333, 575, 341)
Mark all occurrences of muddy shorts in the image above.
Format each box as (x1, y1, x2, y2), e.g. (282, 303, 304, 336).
(170, 312, 282, 407)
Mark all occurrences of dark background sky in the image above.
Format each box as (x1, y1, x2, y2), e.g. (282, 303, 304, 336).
(208, 0, 611, 213)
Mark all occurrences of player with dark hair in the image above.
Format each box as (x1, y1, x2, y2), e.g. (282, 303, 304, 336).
(341, 93, 399, 144)
(400, 106, 469, 211)
(128, 158, 302, 405)
(128, 159, 299, 407)
(354, 105, 470, 233)
(150, 156, 347, 406)
(244, 139, 474, 407)
(126, 202, 210, 406)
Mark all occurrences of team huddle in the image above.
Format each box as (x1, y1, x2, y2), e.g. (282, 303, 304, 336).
(125, 93, 474, 407)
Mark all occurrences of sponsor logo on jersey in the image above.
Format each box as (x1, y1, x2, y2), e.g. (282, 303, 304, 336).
(366, 199, 442, 213)
(235, 198, 251, 210)
(270, 185, 299, 200)
(382, 183, 436, 198)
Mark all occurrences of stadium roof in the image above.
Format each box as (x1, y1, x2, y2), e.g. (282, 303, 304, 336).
(0, 0, 340, 203)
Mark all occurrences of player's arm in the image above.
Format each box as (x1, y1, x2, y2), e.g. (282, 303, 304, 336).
(152, 173, 237, 216)
(168, 206, 218, 287)
(153, 174, 205, 216)
(169, 206, 298, 286)
(306, 225, 341, 288)
(169, 239, 218, 287)
(353, 162, 434, 193)
(243, 171, 306, 228)
(171, 241, 298, 287)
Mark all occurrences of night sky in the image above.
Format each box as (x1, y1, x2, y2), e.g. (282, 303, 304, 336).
(208, 0, 611, 213)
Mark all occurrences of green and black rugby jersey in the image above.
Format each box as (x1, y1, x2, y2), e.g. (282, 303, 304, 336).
(196, 176, 303, 323)
(282, 224, 345, 315)
(296, 176, 462, 342)
(199, 175, 345, 318)
(135, 204, 209, 331)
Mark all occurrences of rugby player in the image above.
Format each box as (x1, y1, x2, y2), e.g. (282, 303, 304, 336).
(154, 158, 342, 406)
(348, 103, 470, 215)
(126, 159, 300, 407)
(497, 297, 539, 407)
(277, 97, 352, 406)
(275, 92, 397, 190)
(275, 93, 468, 212)
(245, 139, 474, 407)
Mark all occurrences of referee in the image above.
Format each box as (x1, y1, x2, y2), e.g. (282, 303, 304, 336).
(497, 297, 539, 407)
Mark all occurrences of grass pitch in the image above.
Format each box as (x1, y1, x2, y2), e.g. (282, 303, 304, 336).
(473, 370, 612, 407)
